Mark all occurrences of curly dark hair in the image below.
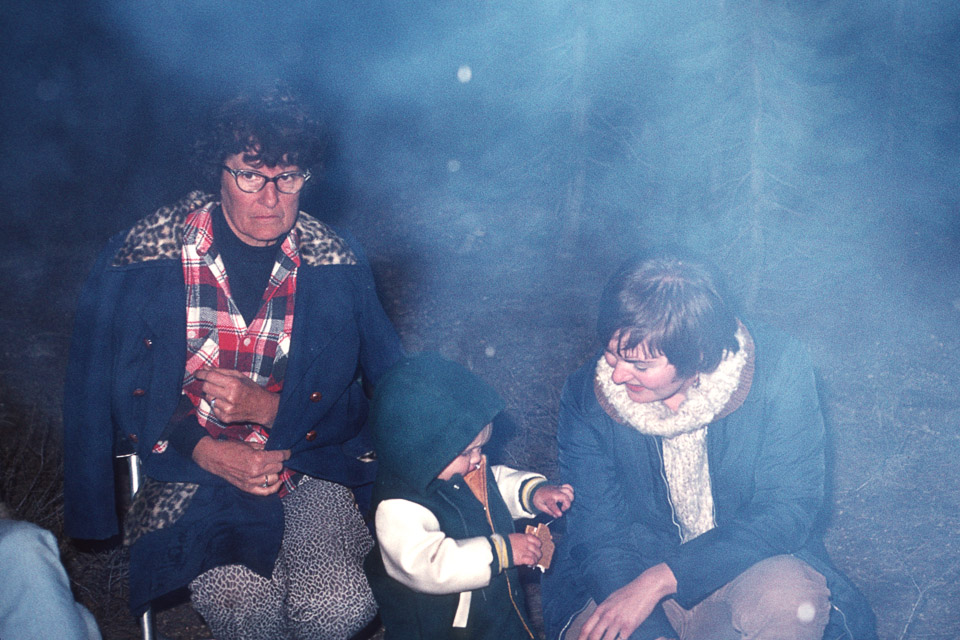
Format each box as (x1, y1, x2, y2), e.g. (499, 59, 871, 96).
(193, 81, 325, 192)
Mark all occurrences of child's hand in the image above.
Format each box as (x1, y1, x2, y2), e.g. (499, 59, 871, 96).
(532, 483, 575, 519)
(508, 532, 542, 567)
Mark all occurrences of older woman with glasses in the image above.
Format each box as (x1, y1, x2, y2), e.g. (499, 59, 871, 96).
(63, 82, 402, 639)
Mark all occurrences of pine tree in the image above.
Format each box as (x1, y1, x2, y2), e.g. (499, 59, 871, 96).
(592, 2, 881, 312)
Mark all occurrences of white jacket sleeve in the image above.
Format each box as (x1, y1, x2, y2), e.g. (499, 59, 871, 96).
(375, 499, 497, 594)
(491, 465, 547, 519)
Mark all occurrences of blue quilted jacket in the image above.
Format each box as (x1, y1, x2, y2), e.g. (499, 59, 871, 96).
(540, 323, 877, 640)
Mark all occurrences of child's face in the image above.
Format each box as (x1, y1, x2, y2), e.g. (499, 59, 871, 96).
(437, 423, 493, 481)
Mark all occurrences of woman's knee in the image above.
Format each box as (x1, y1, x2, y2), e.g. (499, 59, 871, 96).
(725, 555, 831, 640)
(288, 583, 377, 640)
(190, 564, 287, 640)
(284, 543, 377, 639)
(282, 479, 377, 638)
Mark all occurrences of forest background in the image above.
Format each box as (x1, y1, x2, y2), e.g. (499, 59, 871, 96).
(1, 1, 958, 638)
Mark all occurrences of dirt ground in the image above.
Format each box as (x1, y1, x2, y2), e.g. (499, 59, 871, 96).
(0, 193, 958, 639)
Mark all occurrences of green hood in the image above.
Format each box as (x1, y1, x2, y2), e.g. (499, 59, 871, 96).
(370, 353, 505, 495)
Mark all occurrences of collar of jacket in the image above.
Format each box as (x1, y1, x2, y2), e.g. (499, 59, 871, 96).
(594, 322, 755, 438)
(111, 190, 357, 268)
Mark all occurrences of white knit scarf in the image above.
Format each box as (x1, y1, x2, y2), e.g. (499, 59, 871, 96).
(595, 328, 749, 542)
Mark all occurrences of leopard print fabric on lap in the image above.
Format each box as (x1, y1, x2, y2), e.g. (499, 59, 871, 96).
(190, 478, 377, 640)
(123, 477, 198, 546)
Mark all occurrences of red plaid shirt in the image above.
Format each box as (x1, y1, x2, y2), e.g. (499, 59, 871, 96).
(178, 203, 299, 495)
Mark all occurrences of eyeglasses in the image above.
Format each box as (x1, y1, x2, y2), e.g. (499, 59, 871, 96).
(221, 165, 312, 194)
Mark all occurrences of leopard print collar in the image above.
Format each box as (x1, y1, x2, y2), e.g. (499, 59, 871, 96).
(112, 191, 356, 268)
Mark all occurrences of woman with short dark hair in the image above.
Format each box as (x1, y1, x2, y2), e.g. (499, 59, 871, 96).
(596, 253, 739, 380)
(541, 251, 877, 640)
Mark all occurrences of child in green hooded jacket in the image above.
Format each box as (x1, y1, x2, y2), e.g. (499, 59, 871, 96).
(365, 353, 574, 640)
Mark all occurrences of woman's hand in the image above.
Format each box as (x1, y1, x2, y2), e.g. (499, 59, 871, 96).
(196, 367, 281, 427)
(508, 532, 542, 568)
(192, 437, 291, 495)
(532, 483, 575, 519)
(578, 563, 678, 640)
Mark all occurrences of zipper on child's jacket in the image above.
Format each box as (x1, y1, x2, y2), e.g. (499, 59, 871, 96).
(463, 459, 535, 640)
